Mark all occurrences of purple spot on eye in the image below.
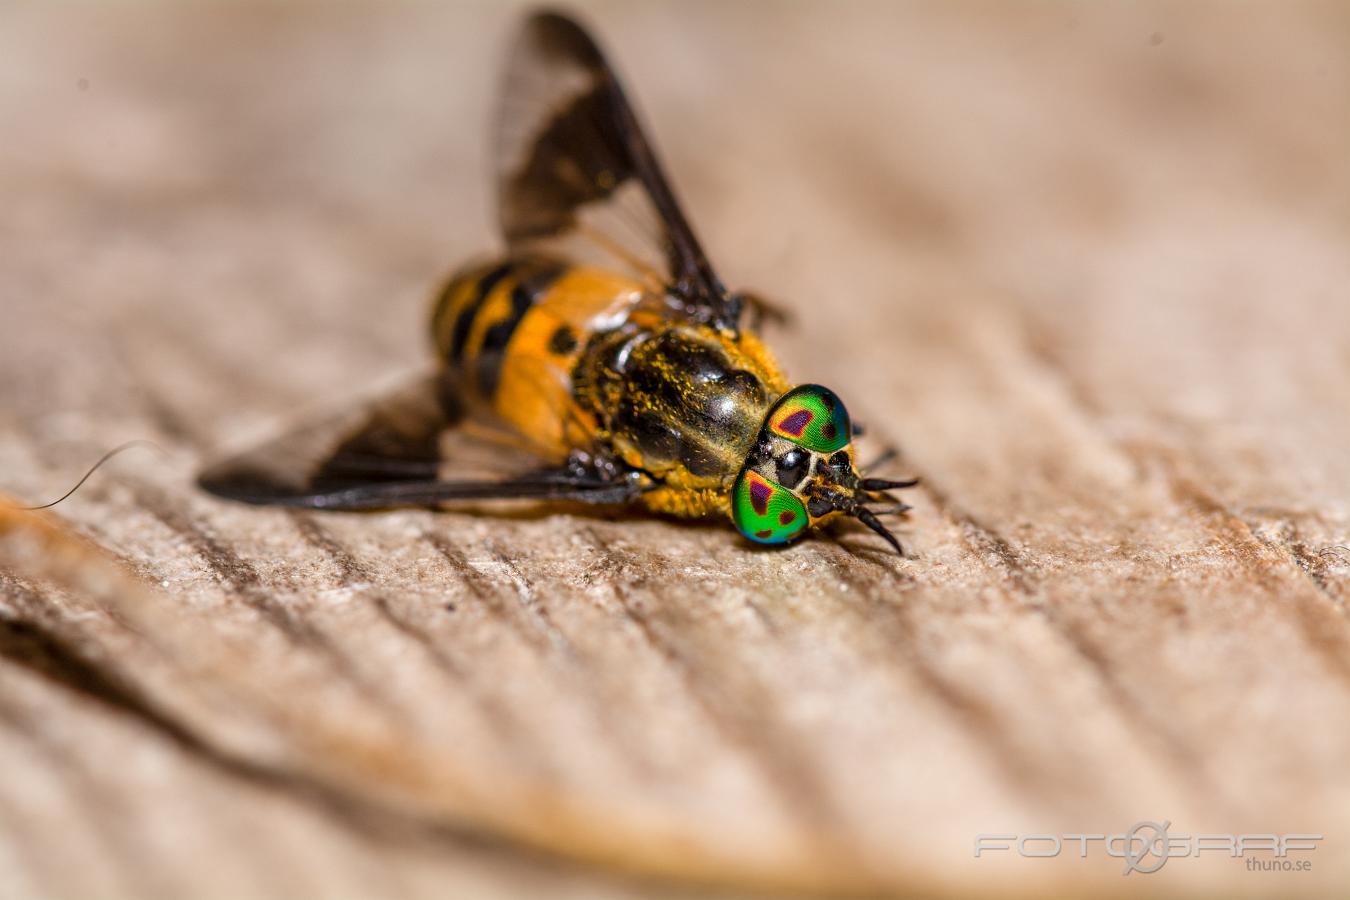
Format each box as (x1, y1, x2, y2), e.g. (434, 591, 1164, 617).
(778, 510, 796, 526)
(755, 529, 773, 540)
(777, 409, 813, 437)
(749, 479, 771, 515)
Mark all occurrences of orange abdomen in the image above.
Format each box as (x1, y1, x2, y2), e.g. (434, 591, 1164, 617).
(430, 257, 646, 460)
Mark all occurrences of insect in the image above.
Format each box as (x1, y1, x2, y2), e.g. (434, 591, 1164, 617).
(198, 10, 917, 553)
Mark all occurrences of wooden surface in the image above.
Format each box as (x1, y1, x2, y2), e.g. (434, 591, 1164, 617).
(2, 2, 1349, 897)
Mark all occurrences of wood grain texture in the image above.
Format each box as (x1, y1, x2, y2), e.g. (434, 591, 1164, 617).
(2, 2, 1348, 897)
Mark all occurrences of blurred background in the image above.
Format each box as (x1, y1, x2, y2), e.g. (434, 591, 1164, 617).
(1, 2, 1348, 898)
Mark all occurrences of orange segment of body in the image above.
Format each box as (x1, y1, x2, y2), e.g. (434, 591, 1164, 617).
(492, 267, 646, 461)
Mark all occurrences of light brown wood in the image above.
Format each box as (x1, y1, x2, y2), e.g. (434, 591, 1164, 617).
(2, 2, 1348, 897)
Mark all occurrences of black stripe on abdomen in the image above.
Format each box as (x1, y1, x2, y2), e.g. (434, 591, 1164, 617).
(448, 261, 514, 366)
(475, 260, 566, 398)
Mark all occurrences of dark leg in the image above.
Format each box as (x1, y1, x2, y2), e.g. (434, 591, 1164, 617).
(732, 290, 794, 332)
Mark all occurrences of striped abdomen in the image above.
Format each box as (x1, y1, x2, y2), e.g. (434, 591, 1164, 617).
(429, 256, 646, 460)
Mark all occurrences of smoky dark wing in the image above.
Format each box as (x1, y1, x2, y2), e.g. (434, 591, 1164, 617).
(497, 11, 743, 330)
(227, 472, 644, 512)
(197, 372, 642, 511)
(198, 373, 463, 505)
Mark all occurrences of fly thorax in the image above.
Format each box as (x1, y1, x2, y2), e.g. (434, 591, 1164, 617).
(584, 325, 774, 483)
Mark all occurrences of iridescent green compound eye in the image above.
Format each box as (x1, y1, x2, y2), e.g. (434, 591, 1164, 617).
(732, 469, 808, 544)
(766, 384, 850, 453)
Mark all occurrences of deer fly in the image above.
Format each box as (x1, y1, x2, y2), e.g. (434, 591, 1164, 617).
(199, 10, 917, 553)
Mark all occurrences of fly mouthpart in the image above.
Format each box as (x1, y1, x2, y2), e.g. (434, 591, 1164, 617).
(854, 506, 905, 556)
(808, 484, 908, 557)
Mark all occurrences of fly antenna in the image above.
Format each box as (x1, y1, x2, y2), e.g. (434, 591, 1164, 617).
(10, 440, 164, 511)
(860, 476, 919, 492)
